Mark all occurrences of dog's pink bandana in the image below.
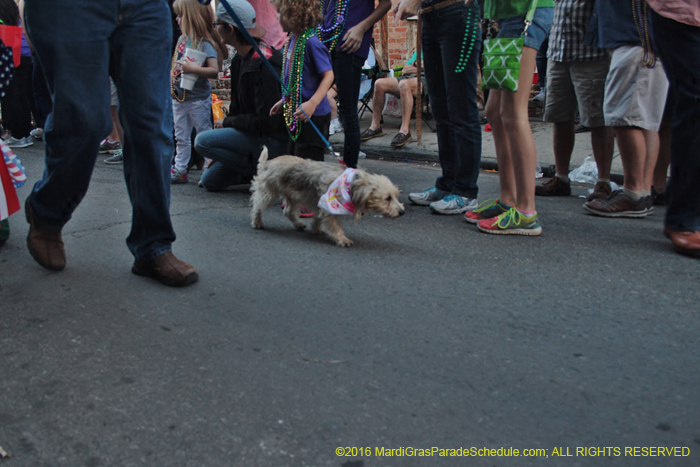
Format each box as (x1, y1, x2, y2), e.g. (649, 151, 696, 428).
(318, 168, 356, 215)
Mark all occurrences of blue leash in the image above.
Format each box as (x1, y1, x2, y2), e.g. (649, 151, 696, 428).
(197, 0, 332, 149)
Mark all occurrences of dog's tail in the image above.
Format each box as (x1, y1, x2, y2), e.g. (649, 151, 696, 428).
(259, 146, 269, 165)
(251, 146, 269, 194)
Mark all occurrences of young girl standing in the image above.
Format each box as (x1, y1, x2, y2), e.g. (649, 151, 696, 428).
(271, 0, 334, 164)
(170, 0, 227, 184)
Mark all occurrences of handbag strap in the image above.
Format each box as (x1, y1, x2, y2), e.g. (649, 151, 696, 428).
(523, 0, 539, 36)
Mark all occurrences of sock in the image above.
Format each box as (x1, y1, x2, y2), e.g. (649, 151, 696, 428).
(597, 178, 610, 184)
(518, 208, 536, 216)
(640, 189, 651, 198)
(555, 173, 569, 182)
(331, 118, 340, 126)
(623, 187, 642, 201)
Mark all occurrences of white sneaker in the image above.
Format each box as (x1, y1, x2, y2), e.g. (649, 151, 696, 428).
(329, 118, 343, 135)
(408, 187, 445, 206)
(429, 194, 478, 215)
(532, 90, 546, 103)
(30, 128, 44, 140)
(358, 150, 366, 159)
(5, 136, 33, 148)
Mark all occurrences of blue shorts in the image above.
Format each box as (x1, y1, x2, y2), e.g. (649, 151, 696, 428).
(496, 7, 554, 51)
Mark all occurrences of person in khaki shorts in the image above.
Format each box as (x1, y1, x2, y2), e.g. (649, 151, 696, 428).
(535, 0, 614, 200)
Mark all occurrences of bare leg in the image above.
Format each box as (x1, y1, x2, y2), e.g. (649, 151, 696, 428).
(497, 47, 539, 212)
(328, 87, 338, 120)
(398, 78, 416, 135)
(642, 129, 660, 191)
(485, 90, 516, 206)
(615, 126, 648, 192)
(653, 117, 671, 192)
(553, 120, 575, 175)
(591, 126, 614, 180)
(109, 105, 123, 143)
(368, 77, 399, 130)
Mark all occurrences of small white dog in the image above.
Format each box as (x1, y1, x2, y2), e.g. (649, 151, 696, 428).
(250, 147, 405, 247)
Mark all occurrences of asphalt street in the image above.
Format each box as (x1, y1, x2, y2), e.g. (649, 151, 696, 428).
(1, 142, 698, 467)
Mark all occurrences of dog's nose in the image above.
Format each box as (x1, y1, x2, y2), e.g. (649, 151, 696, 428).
(398, 209, 405, 216)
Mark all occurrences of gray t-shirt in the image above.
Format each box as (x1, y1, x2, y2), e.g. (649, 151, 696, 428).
(173, 40, 218, 102)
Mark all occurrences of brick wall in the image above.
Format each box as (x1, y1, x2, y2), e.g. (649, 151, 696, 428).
(373, 10, 416, 71)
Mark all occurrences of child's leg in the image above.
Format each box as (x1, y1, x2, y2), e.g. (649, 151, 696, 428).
(293, 115, 330, 162)
(190, 99, 214, 167)
(172, 100, 194, 173)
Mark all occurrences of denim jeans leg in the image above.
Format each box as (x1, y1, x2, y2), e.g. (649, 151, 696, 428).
(196, 127, 261, 191)
(110, 0, 177, 261)
(651, 11, 700, 232)
(422, 3, 481, 198)
(24, 0, 115, 231)
(332, 51, 363, 168)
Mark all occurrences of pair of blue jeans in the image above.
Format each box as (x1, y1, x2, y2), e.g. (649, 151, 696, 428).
(332, 51, 364, 168)
(421, 2, 482, 198)
(24, 0, 176, 261)
(195, 128, 286, 192)
(651, 11, 700, 233)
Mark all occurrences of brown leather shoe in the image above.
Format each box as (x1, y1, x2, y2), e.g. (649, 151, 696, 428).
(665, 229, 700, 258)
(583, 190, 653, 218)
(360, 127, 383, 141)
(25, 203, 66, 271)
(586, 181, 612, 201)
(390, 131, 412, 148)
(535, 176, 571, 196)
(132, 251, 199, 287)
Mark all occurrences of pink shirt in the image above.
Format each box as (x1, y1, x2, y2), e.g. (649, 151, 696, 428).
(647, 0, 700, 27)
(248, 0, 287, 50)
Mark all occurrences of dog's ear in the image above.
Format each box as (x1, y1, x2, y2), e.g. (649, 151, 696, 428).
(351, 176, 373, 219)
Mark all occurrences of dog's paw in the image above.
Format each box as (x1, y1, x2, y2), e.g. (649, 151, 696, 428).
(295, 223, 306, 231)
(335, 237, 354, 247)
(252, 221, 264, 230)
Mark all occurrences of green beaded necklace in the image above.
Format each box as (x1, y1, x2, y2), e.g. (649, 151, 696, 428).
(454, 4, 479, 73)
(282, 28, 316, 141)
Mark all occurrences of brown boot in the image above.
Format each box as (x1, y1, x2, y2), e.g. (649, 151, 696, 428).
(26, 203, 66, 271)
(131, 251, 199, 287)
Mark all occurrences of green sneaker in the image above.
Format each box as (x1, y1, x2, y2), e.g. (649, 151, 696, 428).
(477, 207, 542, 236)
(464, 198, 510, 224)
(0, 218, 9, 243)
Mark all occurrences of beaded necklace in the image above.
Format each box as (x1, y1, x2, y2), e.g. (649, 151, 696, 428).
(454, 4, 479, 73)
(319, 0, 348, 52)
(171, 35, 202, 102)
(631, 0, 656, 68)
(282, 28, 316, 140)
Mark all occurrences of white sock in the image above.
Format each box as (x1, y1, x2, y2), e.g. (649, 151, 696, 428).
(555, 173, 569, 182)
(623, 187, 642, 201)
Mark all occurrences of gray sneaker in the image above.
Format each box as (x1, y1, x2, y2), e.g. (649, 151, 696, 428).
(429, 194, 478, 215)
(408, 187, 445, 206)
(104, 151, 124, 164)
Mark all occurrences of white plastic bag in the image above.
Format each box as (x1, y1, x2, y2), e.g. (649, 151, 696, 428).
(569, 156, 598, 184)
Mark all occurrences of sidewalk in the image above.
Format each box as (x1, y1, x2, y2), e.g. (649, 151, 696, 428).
(332, 99, 625, 181)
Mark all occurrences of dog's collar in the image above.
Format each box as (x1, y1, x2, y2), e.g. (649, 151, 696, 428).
(318, 168, 357, 215)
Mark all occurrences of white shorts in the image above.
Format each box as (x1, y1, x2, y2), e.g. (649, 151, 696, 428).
(603, 45, 668, 131)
